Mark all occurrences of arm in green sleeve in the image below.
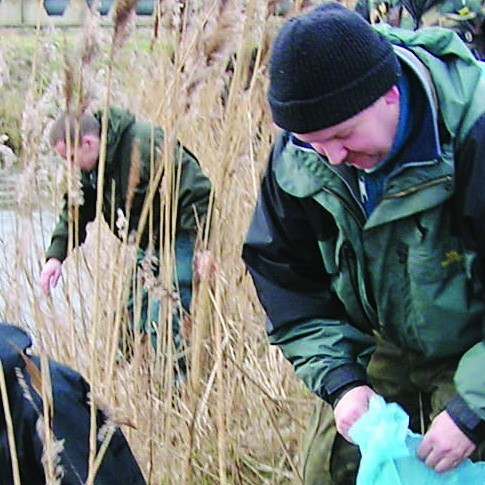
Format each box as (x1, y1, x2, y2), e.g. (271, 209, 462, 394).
(175, 147, 212, 237)
(454, 341, 485, 420)
(45, 181, 97, 261)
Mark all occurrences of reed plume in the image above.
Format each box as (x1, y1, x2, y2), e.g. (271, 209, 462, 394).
(113, 0, 138, 50)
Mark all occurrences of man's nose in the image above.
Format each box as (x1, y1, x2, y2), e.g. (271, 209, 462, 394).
(312, 141, 347, 165)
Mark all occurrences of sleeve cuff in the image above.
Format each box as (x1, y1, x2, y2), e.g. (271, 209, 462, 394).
(317, 363, 369, 406)
(446, 395, 485, 445)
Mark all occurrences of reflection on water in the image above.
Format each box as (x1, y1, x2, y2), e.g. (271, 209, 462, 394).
(0, 211, 59, 326)
(0, 166, 123, 341)
(0, 166, 18, 209)
(0, 166, 137, 364)
(0, 167, 60, 328)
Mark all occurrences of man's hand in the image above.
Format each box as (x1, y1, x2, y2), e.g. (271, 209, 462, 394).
(417, 410, 476, 473)
(333, 385, 378, 442)
(40, 258, 63, 296)
(194, 250, 217, 285)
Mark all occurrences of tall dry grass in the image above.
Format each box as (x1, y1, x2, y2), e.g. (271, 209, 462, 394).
(0, 0, 351, 483)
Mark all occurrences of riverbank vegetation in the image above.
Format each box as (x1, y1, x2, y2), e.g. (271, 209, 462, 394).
(0, 1, 335, 483)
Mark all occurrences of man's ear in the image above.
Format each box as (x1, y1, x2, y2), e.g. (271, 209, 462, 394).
(384, 85, 400, 105)
(81, 133, 99, 148)
(53, 140, 66, 156)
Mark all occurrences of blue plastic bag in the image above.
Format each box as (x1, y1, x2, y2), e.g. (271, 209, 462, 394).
(348, 395, 485, 484)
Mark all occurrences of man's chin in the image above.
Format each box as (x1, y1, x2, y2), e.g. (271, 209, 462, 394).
(346, 159, 378, 171)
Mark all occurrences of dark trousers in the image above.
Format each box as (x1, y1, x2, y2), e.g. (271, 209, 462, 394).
(123, 234, 193, 378)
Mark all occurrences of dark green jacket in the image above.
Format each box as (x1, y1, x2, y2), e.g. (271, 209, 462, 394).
(243, 28, 485, 438)
(46, 107, 211, 262)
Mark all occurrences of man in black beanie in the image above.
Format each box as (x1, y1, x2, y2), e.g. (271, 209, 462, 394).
(243, 2, 485, 483)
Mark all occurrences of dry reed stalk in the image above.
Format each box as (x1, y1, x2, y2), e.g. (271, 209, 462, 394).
(133, 129, 167, 250)
(151, 1, 294, 474)
(0, 359, 21, 485)
(154, 135, 178, 479)
(105, 247, 136, 388)
(113, 0, 138, 50)
(38, 354, 59, 483)
(210, 283, 227, 484)
(262, 399, 302, 481)
(126, 139, 142, 215)
(86, 403, 116, 484)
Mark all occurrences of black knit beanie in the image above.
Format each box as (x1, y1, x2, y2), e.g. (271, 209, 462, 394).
(268, 2, 401, 134)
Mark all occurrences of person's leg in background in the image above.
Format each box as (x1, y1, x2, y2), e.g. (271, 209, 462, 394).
(125, 234, 193, 379)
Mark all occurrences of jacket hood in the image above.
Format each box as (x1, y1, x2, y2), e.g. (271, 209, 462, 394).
(375, 25, 485, 146)
(95, 107, 136, 166)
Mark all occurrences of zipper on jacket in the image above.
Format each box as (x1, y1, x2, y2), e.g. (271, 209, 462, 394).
(342, 241, 377, 333)
(316, 185, 374, 326)
(321, 186, 366, 228)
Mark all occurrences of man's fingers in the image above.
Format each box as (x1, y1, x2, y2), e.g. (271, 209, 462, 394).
(418, 441, 454, 469)
(52, 270, 61, 287)
(418, 439, 469, 473)
(416, 439, 431, 461)
(40, 272, 58, 295)
(335, 419, 353, 442)
(40, 276, 51, 296)
(334, 386, 377, 443)
(418, 442, 437, 468)
(435, 456, 460, 474)
(416, 409, 476, 473)
(422, 447, 442, 469)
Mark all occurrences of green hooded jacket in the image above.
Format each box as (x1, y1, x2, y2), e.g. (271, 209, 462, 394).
(243, 27, 485, 430)
(46, 107, 211, 262)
